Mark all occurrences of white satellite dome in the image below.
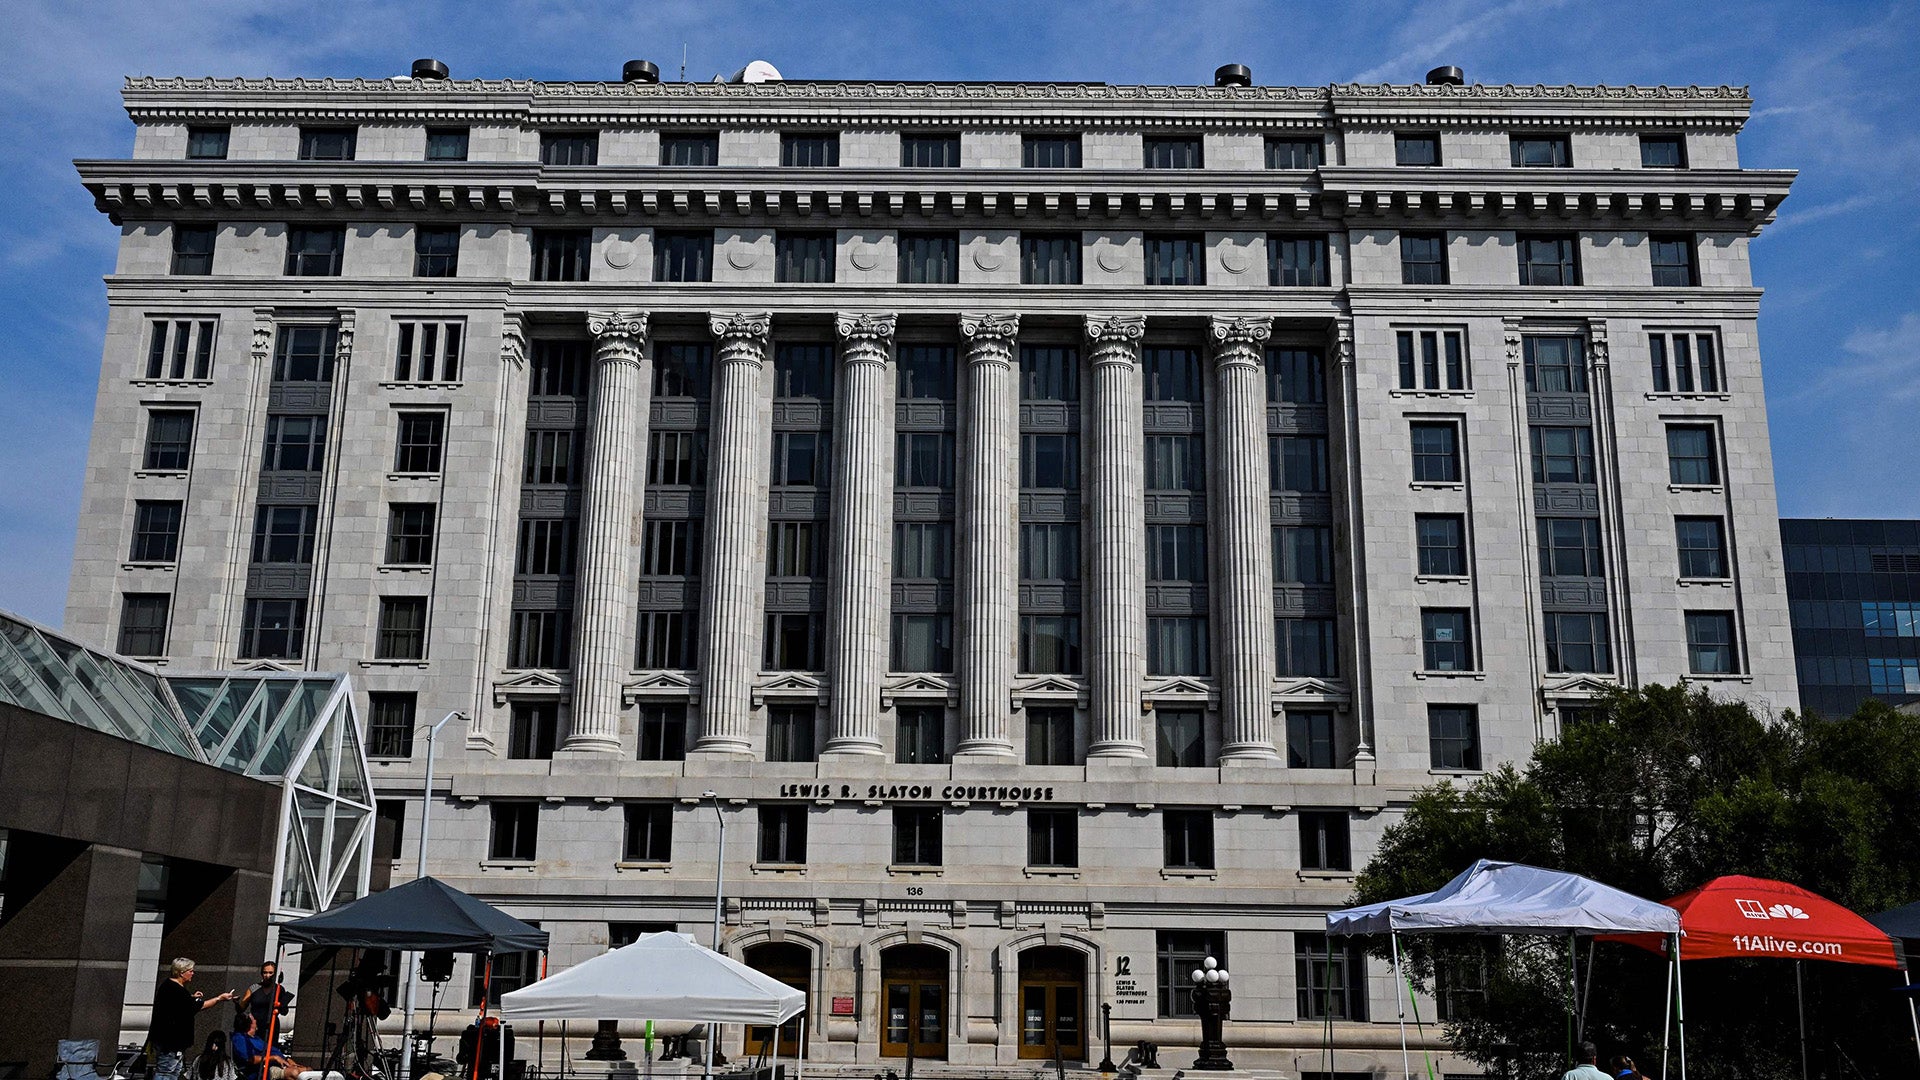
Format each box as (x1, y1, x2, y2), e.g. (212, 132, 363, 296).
(722, 60, 784, 84)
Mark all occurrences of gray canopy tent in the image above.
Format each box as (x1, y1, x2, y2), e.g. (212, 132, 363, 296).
(1867, 900, 1920, 1068)
(1325, 859, 1685, 1080)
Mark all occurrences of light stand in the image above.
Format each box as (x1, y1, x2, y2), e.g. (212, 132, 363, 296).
(398, 709, 465, 1080)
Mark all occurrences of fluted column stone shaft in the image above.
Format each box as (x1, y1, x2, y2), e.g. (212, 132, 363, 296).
(824, 313, 898, 756)
(566, 311, 650, 752)
(955, 312, 1020, 757)
(695, 312, 773, 754)
(1209, 316, 1279, 761)
(1084, 316, 1149, 760)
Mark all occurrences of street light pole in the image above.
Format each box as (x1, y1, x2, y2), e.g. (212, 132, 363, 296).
(397, 709, 465, 1080)
(704, 791, 725, 1080)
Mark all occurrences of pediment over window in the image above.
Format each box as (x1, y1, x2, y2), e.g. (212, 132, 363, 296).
(491, 668, 567, 705)
(880, 673, 957, 710)
(751, 671, 825, 706)
(237, 658, 295, 673)
(1142, 676, 1219, 707)
(623, 669, 697, 705)
(1012, 674, 1090, 711)
(1271, 676, 1351, 705)
(1540, 674, 1619, 700)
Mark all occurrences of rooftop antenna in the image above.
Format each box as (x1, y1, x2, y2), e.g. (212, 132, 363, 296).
(680, 44, 687, 83)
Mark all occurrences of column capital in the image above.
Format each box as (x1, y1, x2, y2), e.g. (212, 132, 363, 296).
(1084, 315, 1146, 354)
(835, 311, 899, 347)
(1502, 317, 1523, 367)
(709, 310, 773, 342)
(1585, 317, 1611, 369)
(587, 310, 648, 366)
(1334, 317, 1357, 370)
(1208, 316, 1272, 367)
(959, 311, 1020, 345)
(501, 312, 528, 369)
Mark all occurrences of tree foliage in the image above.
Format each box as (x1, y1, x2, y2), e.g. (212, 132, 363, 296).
(1354, 686, 1920, 1079)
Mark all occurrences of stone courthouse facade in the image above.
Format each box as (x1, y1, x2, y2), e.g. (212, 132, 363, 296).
(70, 64, 1798, 1070)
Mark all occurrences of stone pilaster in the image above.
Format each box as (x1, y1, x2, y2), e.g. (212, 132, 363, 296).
(565, 310, 649, 753)
(955, 312, 1020, 757)
(1209, 316, 1279, 761)
(824, 313, 898, 756)
(1084, 315, 1149, 760)
(696, 312, 773, 755)
(1332, 319, 1376, 766)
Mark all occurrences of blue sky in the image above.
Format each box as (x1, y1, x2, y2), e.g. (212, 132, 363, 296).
(2, 0, 1915, 626)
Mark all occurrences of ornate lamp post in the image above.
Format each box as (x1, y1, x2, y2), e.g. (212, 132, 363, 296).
(1189, 956, 1233, 1071)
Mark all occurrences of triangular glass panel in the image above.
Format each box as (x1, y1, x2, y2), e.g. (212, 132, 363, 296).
(0, 627, 71, 718)
(278, 828, 316, 912)
(326, 806, 369, 898)
(217, 681, 267, 771)
(259, 680, 325, 779)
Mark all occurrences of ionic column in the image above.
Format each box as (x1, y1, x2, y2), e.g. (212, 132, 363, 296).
(565, 310, 649, 753)
(695, 312, 772, 755)
(1209, 316, 1279, 761)
(955, 312, 1020, 757)
(823, 313, 898, 756)
(1084, 315, 1148, 760)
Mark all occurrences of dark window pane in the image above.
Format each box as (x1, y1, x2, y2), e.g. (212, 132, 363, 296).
(638, 705, 687, 760)
(366, 693, 416, 758)
(662, 132, 719, 166)
(1147, 617, 1210, 676)
(1146, 434, 1206, 491)
(540, 132, 599, 166)
(1270, 236, 1329, 286)
(1686, 611, 1738, 674)
(1524, 335, 1587, 393)
(1156, 710, 1205, 767)
(118, 594, 171, 656)
(298, 127, 355, 161)
(780, 134, 839, 167)
(1266, 347, 1325, 404)
(624, 804, 673, 862)
(1428, 705, 1480, 770)
(1650, 235, 1698, 287)
(171, 226, 215, 275)
(1022, 135, 1081, 168)
(425, 128, 469, 161)
(145, 410, 195, 470)
(1544, 611, 1612, 673)
(1266, 137, 1322, 169)
(186, 127, 228, 160)
(285, 228, 345, 276)
(385, 504, 437, 565)
(1278, 618, 1338, 678)
(1411, 423, 1461, 483)
(376, 597, 429, 660)
(1299, 811, 1351, 871)
(1416, 514, 1467, 576)
(767, 706, 816, 763)
(1286, 711, 1338, 768)
(1400, 232, 1446, 285)
(1143, 347, 1204, 402)
(1666, 425, 1718, 485)
(395, 412, 446, 473)
(901, 134, 960, 168)
(1530, 426, 1596, 485)
(1421, 609, 1474, 671)
(488, 803, 538, 861)
(414, 227, 459, 277)
(1395, 134, 1440, 166)
(899, 232, 959, 284)
(1020, 235, 1081, 284)
(895, 705, 947, 764)
(130, 500, 183, 562)
(897, 344, 956, 399)
(1676, 517, 1728, 579)
(654, 231, 713, 282)
(240, 599, 307, 660)
(1517, 235, 1579, 286)
(1025, 707, 1077, 765)
(1162, 810, 1214, 868)
(1020, 345, 1080, 401)
(775, 232, 835, 283)
(1144, 136, 1202, 169)
(532, 230, 592, 282)
(1509, 133, 1571, 167)
(1640, 134, 1686, 169)
(1146, 235, 1206, 285)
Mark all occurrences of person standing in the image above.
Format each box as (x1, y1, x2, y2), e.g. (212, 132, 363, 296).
(148, 958, 236, 1080)
(236, 961, 293, 1041)
(1563, 1042, 1611, 1080)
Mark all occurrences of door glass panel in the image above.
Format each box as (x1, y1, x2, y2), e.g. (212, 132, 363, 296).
(886, 984, 909, 1044)
(919, 982, 944, 1046)
(1023, 985, 1046, 1045)
(1055, 986, 1081, 1046)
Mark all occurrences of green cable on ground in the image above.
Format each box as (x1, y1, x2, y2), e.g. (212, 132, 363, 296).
(1403, 963, 1437, 1080)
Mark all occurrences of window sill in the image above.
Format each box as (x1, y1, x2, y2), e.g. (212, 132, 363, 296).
(1390, 389, 1473, 399)
(1161, 867, 1218, 880)
(1647, 392, 1730, 401)
(122, 561, 177, 571)
(133, 470, 190, 480)
(359, 659, 430, 669)
(387, 472, 443, 482)
(1297, 870, 1356, 881)
(1414, 574, 1471, 585)
(1414, 669, 1486, 681)
(614, 861, 670, 873)
(751, 862, 808, 875)
(1023, 867, 1081, 879)
(380, 381, 463, 390)
(887, 865, 943, 877)
(1428, 768, 1484, 778)
(377, 564, 433, 574)
(480, 860, 538, 871)
(131, 379, 215, 389)
(1684, 673, 1752, 683)
(1677, 577, 1734, 588)
(1409, 481, 1465, 491)
(1668, 484, 1723, 495)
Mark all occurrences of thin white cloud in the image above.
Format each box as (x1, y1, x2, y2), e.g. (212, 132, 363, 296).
(1349, 0, 1571, 84)
(1757, 193, 1881, 236)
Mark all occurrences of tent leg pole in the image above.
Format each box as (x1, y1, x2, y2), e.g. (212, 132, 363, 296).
(1660, 937, 1673, 1080)
(1390, 933, 1411, 1080)
(1796, 960, 1807, 1080)
(1901, 966, 1920, 1075)
(1675, 935, 1688, 1080)
(1566, 930, 1576, 1062)
(1578, 937, 1595, 1042)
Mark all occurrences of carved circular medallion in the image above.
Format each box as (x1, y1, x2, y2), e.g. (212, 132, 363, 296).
(603, 240, 635, 269)
(1096, 246, 1124, 274)
(1220, 245, 1249, 275)
(973, 247, 1003, 272)
(727, 246, 759, 271)
(850, 243, 879, 271)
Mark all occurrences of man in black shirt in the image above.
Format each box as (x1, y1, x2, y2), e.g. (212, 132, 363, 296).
(147, 957, 236, 1080)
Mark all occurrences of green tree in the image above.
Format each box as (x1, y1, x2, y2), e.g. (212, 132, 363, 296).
(1354, 687, 1920, 1080)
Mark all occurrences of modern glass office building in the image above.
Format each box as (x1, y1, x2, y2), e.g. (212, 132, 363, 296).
(1781, 518, 1920, 717)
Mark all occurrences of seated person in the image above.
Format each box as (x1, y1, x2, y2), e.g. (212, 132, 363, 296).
(229, 1013, 309, 1079)
(456, 1015, 515, 1077)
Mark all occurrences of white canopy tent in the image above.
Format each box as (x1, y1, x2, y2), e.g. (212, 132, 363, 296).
(501, 933, 807, 1075)
(1325, 860, 1687, 1080)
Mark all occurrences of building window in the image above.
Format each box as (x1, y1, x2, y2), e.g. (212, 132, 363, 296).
(272, 324, 337, 382)
(1286, 711, 1337, 769)
(488, 803, 538, 861)
(508, 609, 571, 669)
(424, 127, 468, 161)
(768, 521, 821, 577)
(1274, 526, 1332, 585)
(1416, 514, 1467, 577)
(769, 432, 827, 487)
(1020, 234, 1082, 285)
(1410, 422, 1462, 483)
(1144, 346, 1203, 402)
(1270, 235, 1330, 287)
(1266, 136, 1322, 169)
(507, 702, 560, 760)
(1868, 659, 1920, 695)
(897, 343, 957, 400)
(470, 939, 539, 1005)
(1428, 705, 1481, 770)
(895, 705, 946, 764)
(1148, 525, 1208, 583)
(895, 432, 955, 488)
(1278, 618, 1338, 678)
(1148, 617, 1211, 676)
(144, 319, 217, 381)
(898, 232, 959, 284)
(1021, 344, 1080, 401)
(1268, 347, 1325, 404)
(1398, 231, 1447, 285)
(1676, 517, 1729, 579)
(240, 598, 306, 660)
(117, 594, 170, 656)
(765, 612, 824, 670)
(413, 227, 459, 277)
(1650, 234, 1699, 287)
(376, 597, 428, 660)
(1143, 136, 1202, 169)
(298, 127, 356, 161)
(1510, 133, 1571, 167)
(144, 409, 196, 470)
(891, 614, 953, 673)
(653, 230, 713, 282)
(1299, 811, 1352, 871)
(1649, 332, 1720, 394)
(1020, 433, 1080, 489)
(1640, 134, 1687, 169)
(893, 522, 953, 580)
(1163, 810, 1214, 869)
(1296, 933, 1368, 1020)
(375, 801, 408, 860)
(250, 505, 318, 563)
(1685, 612, 1738, 674)
(185, 126, 229, 160)
(638, 704, 688, 761)
(384, 504, 435, 565)
(624, 804, 672, 862)
(901, 133, 960, 168)
(539, 132, 598, 165)
(640, 519, 701, 577)
(1537, 518, 1604, 578)
(130, 500, 183, 563)
(366, 692, 416, 759)
(1421, 609, 1474, 671)
(635, 610, 696, 669)
(1025, 707, 1075, 766)
(1157, 932, 1226, 1018)
(1524, 335, 1586, 393)
(774, 342, 832, 399)
(1545, 612, 1612, 674)
(394, 412, 446, 473)
(394, 321, 463, 382)
(1156, 710, 1205, 768)
(285, 228, 345, 276)
(1517, 234, 1579, 286)
(170, 226, 215, 275)
(1666, 425, 1719, 486)
(1027, 810, 1079, 867)
(767, 706, 816, 762)
(1531, 426, 1597, 485)
(1395, 133, 1440, 166)
(531, 229, 593, 282)
(1019, 615, 1082, 675)
(1396, 329, 1466, 391)
(515, 518, 577, 574)
(892, 807, 943, 866)
(1271, 435, 1329, 492)
(1145, 435, 1206, 491)
(1022, 134, 1081, 168)
(1146, 234, 1206, 286)
(653, 342, 711, 399)
(1020, 523, 1079, 581)
(775, 232, 835, 283)
(661, 132, 719, 166)
(758, 807, 808, 864)
(780, 133, 839, 167)
(528, 340, 589, 397)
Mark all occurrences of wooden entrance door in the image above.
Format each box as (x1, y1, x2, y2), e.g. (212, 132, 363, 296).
(1017, 947, 1086, 1061)
(744, 943, 809, 1058)
(879, 944, 948, 1060)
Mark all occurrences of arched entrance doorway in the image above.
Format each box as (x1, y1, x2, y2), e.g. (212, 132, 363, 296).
(1017, 946, 1086, 1061)
(879, 943, 948, 1060)
(744, 942, 810, 1058)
